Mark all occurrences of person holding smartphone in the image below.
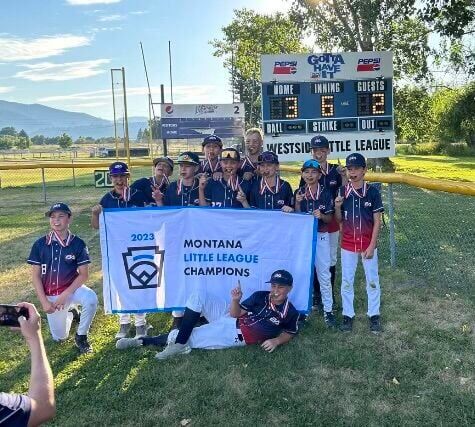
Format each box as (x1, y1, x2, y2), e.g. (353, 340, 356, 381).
(0, 302, 55, 426)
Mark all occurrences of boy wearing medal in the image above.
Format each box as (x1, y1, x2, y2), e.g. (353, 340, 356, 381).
(28, 203, 97, 353)
(246, 151, 293, 212)
(240, 128, 263, 182)
(334, 153, 384, 333)
(198, 148, 251, 208)
(294, 160, 336, 327)
(91, 161, 150, 339)
(197, 135, 223, 180)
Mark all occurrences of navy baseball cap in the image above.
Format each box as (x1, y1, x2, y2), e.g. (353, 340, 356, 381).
(153, 156, 174, 171)
(266, 270, 293, 287)
(202, 135, 223, 148)
(310, 135, 329, 149)
(177, 151, 200, 165)
(301, 159, 321, 171)
(45, 202, 71, 217)
(346, 153, 366, 168)
(258, 151, 279, 164)
(220, 148, 241, 162)
(109, 161, 130, 176)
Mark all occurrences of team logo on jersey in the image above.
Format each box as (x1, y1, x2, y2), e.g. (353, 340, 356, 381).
(65, 254, 76, 260)
(364, 201, 372, 207)
(277, 199, 284, 205)
(122, 245, 165, 290)
(269, 317, 280, 325)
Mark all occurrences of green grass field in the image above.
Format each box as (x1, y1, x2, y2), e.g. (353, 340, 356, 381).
(0, 156, 474, 426)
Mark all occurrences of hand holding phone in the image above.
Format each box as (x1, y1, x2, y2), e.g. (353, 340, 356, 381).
(0, 304, 29, 327)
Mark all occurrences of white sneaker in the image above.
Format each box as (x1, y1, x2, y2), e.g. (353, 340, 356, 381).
(116, 338, 143, 350)
(134, 323, 152, 339)
(155, 343, 191, 360)
(115, 323, 131, 339)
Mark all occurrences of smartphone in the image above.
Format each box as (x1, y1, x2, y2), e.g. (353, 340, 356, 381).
(0, 304, 29, 327)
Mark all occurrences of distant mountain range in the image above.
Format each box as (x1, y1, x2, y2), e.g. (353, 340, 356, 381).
(0, 100, 149, 139)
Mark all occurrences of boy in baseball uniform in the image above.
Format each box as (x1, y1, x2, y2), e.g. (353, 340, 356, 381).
(116, 270, 299, 359)
(334, 153, 384, 333)
(28, 203, 97, 353)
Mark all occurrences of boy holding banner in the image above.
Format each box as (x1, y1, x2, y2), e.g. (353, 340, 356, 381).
(240, 128, 263, 181)
(91, 161, 150, 339)
(116, 270, 299, 359)
(294, 159, 336, 328)
(154, 151, 201, 329)
(131, 156, 174, 205)
(245, 151, 294, 211)
(334, 153, 384, 333)
(198, 148, 251, 208)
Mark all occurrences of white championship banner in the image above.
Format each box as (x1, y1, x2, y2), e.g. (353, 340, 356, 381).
(100, 208, 316, 314)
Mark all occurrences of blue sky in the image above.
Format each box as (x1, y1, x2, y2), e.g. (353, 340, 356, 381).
(0, 0, 292, 120)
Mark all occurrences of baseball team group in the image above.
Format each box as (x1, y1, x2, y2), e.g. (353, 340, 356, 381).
(24, 129, 384, 360)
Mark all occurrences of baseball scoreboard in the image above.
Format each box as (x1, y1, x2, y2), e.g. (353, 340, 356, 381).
(160, 103, 245, 139)
(261, 51, 394, 161)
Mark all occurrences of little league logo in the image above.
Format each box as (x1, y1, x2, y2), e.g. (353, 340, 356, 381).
(122, 246, 165, 290)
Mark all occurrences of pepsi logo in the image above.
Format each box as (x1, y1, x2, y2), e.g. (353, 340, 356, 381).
(165, 105, 174, 114)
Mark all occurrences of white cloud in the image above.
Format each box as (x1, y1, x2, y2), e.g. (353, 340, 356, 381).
(0, 86, 14, 94)
(98, 14, 125, 22)
(38, 85, 217, 104)
(91, 26, 122, 32)
(130, 11, 148, 15)
(0, 35, 91, 62)
(67, 0, 121, 5)
(67, 102, 109, 108)
(15, 59, 110, 82)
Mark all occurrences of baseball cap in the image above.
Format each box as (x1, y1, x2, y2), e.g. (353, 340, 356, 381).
(310, 135, 329, 149)
(301, 159, 321, 171)
(202, 135, 223, 148)
(266, 269, 293, 287)
(153, 156, 174, 171)
(177, 151, 200, 165)
(345, 153, 366, 168)
(109, 161, 130, 176)
(258, 151, 279, 164)
(45, 202, 72, 217)
(220, 148, 241, 162)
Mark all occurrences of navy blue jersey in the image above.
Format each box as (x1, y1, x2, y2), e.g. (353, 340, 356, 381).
(299, 162, 342, 199)
(249, 177, 293, 210)
(204, 177, 251, 208)
(27, 233, 91, 296)
(0, 393, 31, 427)
(294, 185, 334, 232)
(339, 182, 384, 252)
(238, 291, 299, 345)
(131, 176, 169, 205)
(197, 159, 222, 175)
(100, 188, 148, 209)
(164, 179, 200, 207)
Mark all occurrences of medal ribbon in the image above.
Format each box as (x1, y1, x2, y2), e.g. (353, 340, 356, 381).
(320, 162, 330, 176)
(176, 179, 183, 196)
(260, 176, 281, 195)
(226, 175, 239, 192)
(305, 183, 321, 201)
(204, 154, 219, 173)
(152, 175, 169, 189)
(268, 294, 289, 319)
(120, 186, 131, 202)
(240, 156, 256, 171)
(47, 230, 72, 247)
(344, 182, 367, 199)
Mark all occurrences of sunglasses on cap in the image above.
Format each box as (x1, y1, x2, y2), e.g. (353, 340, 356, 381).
(220, 150, 240, 161)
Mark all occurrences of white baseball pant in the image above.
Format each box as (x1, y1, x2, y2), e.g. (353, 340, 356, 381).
(119, 313, 146, 327)
(328, 230, 339, 267)
(340, 248, 381, 318)
(46, 285, 98, 341)
(167, 291, 245, 350)
(314, 231, 333, 313)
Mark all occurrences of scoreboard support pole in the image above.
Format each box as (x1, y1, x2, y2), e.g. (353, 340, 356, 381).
(160, 84, 168, 156)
